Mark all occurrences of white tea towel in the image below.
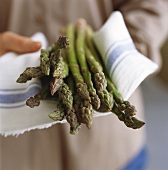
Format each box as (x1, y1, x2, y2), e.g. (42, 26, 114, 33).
(0, 11, 158, 136)
(93, 11, 158, 100)
(0, 32, 64, 136)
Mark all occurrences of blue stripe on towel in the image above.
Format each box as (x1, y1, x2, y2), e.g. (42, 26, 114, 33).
(0, 82, 41, 104)
(0, 86, 41, 104)
(109, 51, 137, 78)
(106, 41, 136, 72)
(105, 38, 131, 57)
(0, 82, 41, 92)
(0, 103, 26, 109)
(121, 146, 148, 170)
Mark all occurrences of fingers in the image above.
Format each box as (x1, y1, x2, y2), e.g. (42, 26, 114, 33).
(0, 32, 42, 55)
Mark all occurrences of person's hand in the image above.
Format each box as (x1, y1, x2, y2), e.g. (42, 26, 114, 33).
(0, 31, 42, 56)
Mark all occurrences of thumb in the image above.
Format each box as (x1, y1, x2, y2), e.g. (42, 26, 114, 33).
(0, 32, 42, 55)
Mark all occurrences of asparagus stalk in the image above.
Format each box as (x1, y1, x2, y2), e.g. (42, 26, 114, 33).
(85, 25, 102, 64)
(49, 52, 69, 96)
(48, 101, 65, 121)
(85, 26, 114, 111)
(50, 50, 62, 77)
(85, 29, 107, 92)
(97, 89, 114, 112)
(73, 92, 93, 129)
(58, 82, 80, 135)
(85, 45, 102, 73)
(77, 100, 93, 129)
(49, 36, 69, 77)
(49, 35, 70, 53)
(26, 83, 50, 108)
(75, 19, 101, 109)
(106, 76, 145, 129)
(58, 82, 73, 110)
(66, 23, 90, 101)
(67, 73, 93, 129)
(16, 67, 44, 83)
(50, 78, 63, 96)
(84, 44, 113, 111)
(85, 45, 107, 92)
(49, 39, 69, 96)
(112, 104, 145, 129)
(40, 49, 50, 76)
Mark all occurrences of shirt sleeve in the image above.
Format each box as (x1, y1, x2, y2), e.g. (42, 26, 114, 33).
(118, 0, 168, 67)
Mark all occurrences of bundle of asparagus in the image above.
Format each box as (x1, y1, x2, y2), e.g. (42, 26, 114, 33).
(16, 19, 145, 135)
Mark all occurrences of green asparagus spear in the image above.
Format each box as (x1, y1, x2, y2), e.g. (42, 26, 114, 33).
(97, 89, 114, 111)
(88, 63, 113, 111)
(50, 35, 70, 53)
(16, 67, 44, 83)
(106, 76, 145, 129)
(73, 93, 93, 129)
(85, 43, 113, 111)
(26, 83, 50, 108)
(49, 50, 69, 96)
(85, 45, 107, 92)
(58, 82, 73, 109)
(85, 25, 102, 64)
(112, 104, 145, 129)
(75, 19, 100, 109)
(78, 100, 93, 129)
(40, 49, 50, 76)
(66, 108, 81, 135)
(48, 101, 65, 121)
(66, 23, 90, 101)
(50, 50, 62, 77)
(58, 82, 80, 134)
(50, 78, 63, 96)
(66, 73, 93, 129)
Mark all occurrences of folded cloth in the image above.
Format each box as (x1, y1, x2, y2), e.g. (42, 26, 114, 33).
(0, 32, 64, 136)
(0, 12, 158, 136)
(93, 11, 158, 100)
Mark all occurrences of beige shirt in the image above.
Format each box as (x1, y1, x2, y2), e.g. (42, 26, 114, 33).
(0, 0, 168, 170)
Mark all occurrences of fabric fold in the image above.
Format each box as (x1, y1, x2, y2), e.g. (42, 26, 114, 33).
(93, 11, 158, 100)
